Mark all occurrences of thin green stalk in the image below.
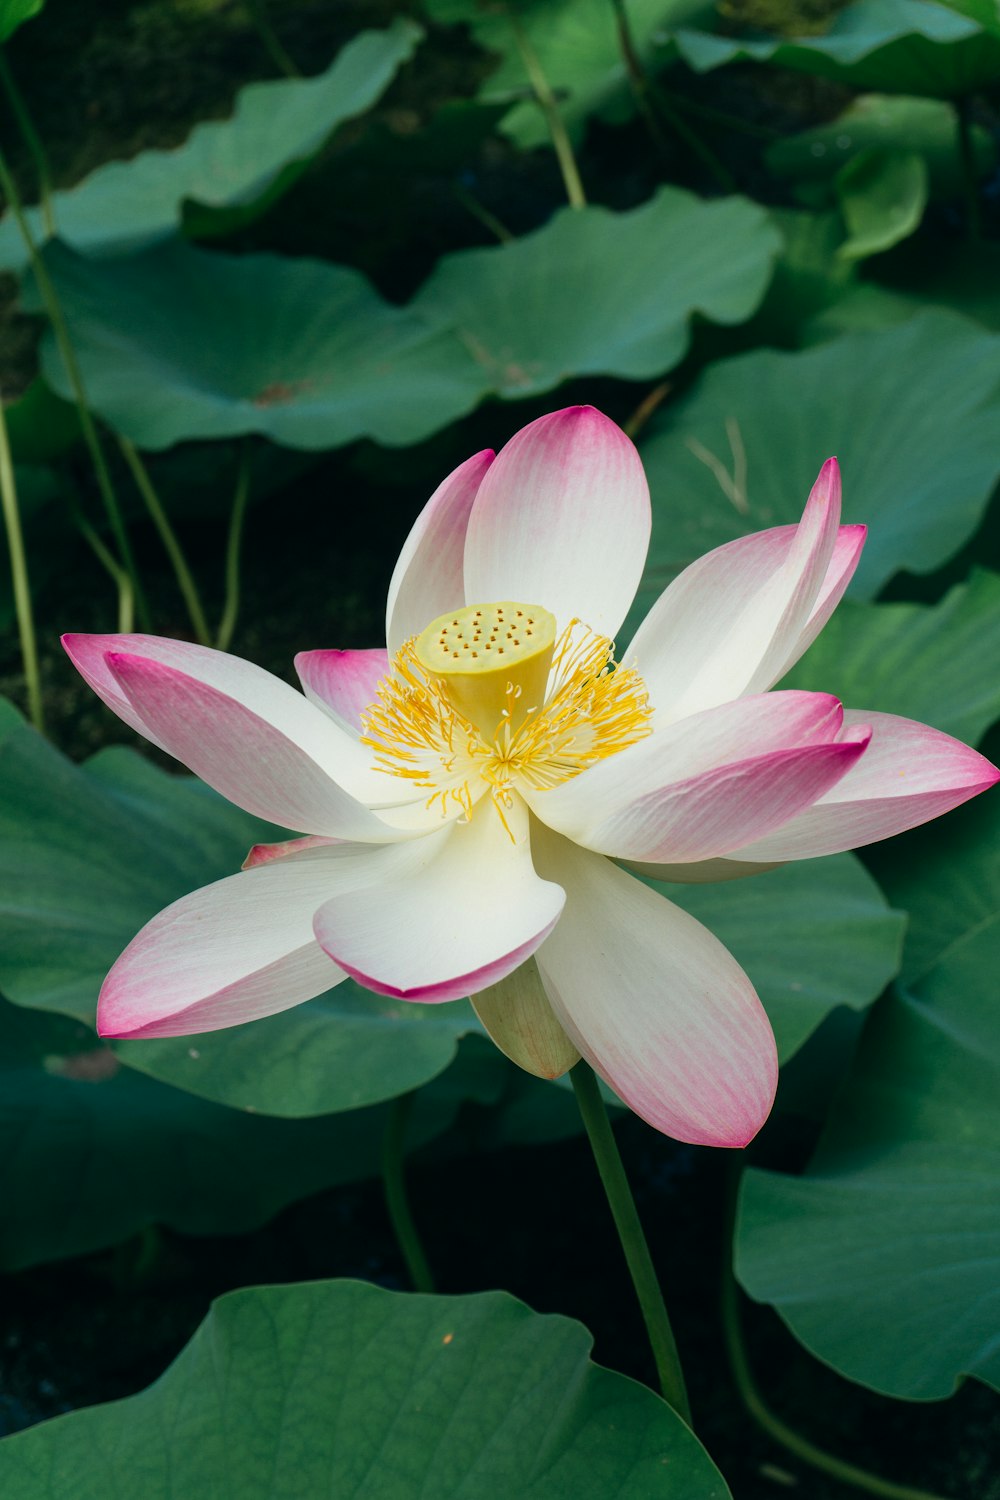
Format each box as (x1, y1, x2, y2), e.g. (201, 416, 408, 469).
(0, 396, 43, 731)
(452, 181, 514, 243)
(609, 0, 734, 191)
(721, 1182, 947, 1500)
(381, 1093, 434, 1294)
(0, 49, 55, 233)
(955, 99, 982, 242)
(118, 437, 211, 645)
(63, 494, 134, 632)
(216, 444, 251, 652)
(570, 1060, 691, 1422)
(247, 0, 299, 78)
(0, 148, 149, 630)
(506, 9, 587, 209)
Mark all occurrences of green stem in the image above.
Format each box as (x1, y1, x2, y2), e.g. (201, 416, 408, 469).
(381, 1093, 435, 1294)
(0, 149, 149, 630)
(452, 181, 514, 243)
(570, 1060, 692, 1422)
(721, 1182, 948, 1500)
(0, 49, 55, 234)
(118, 437, 211, 645)
(215, 443, 251, 652)
(247, 0, 299, 78)
(0, 396, 43, 731)
(63, 491, 134, 632)
(955, 98, 982, 243)
(506, 9, 587, 209)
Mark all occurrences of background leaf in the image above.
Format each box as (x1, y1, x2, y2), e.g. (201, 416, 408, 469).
(628, 311, 1000, 634)
(0, 21, 422, 269)
(0, 1281, 732, 1498)
(835, 148, 928, 260)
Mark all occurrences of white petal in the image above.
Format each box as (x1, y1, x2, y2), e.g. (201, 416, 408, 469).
(463, 407, 650, 639)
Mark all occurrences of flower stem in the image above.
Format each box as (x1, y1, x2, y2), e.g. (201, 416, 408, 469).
(505, 9, 587, 209)
(215, 443, 251, 652)
(0, 50, 55, 234)
(955, 98, 982, 243)
(381, 1092, 435, 1294)
(721, 1180, 948, 1500)
(0, 147, 149, 631)
(60, 483, 134, 632)
(246, 0, 299, 79)
(0, 395, 44, 732)
(570, 1059, 692, 1422)
(118, 437, 211, 645)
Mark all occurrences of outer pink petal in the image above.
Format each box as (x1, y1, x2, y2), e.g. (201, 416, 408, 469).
(294, 648, 389, 735)
(463, 407, 650, 639)
(98, 837, 446, 1039)
(728, 710, 1000, 862)
(527, 689, 847, 841)
(628, 461, 862, 722)
(313, 799, 565, 1004)
(385, 449, 493, 655)
(105, 652, 398, 841)
(580, 729, 871, 863)
(533, 826, 777, 1147)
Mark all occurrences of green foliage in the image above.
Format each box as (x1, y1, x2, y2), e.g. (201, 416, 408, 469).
(835, 148, 928, 258)
(0, 0, 43, 43)
(0, 1281, 731, 1498)
(783, 571, 1000, 744)
(0, 21, 422, 270)
(30, 189, 779, 449)
(629, 311, 1000, 633)
(737, 854, 1000, 1395)
(674, 0, 1000, 97)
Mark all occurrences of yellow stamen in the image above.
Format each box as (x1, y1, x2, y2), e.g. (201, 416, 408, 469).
(361, 606, 653, 833)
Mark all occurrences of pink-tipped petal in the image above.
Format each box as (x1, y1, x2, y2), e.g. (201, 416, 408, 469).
(294, 648, 389, 735)
(243, 835, 342, 869)
(628, 460, 862, 722)
(463, 407, 650, 639)
(728, 711, 1000, 862)
(528, 690, 846, 842)
(105, 652, 398, 841)
(313, 798, 565, 1004)
(533, 826, 777, 1147)
(98, 837, 446, 1039)
(385, 449, 493, 655)
(581, 729, 871, 863)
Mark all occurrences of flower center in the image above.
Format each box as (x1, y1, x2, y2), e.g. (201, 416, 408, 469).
(361, 601, 653, 828)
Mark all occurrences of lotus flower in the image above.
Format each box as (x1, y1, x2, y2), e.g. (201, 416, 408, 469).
(63, 408, 998, 1147)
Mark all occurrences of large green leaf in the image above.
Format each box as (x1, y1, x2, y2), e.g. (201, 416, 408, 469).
(33, 189, 779, 450)
(0, 22, 422, 270)
(411, 188, 780, 398)
(628, 311, 1000, 633)
(0, 0, 42, 42)
(767, 93, 995, 199)
(658, 857, 904, 1063)
(674, 0, 1000, 98)
(737, 918, 1000, 1398)
(0, 996, 469, 1271)
(0, 1281, 731, 1498)
(0, 718, 481, 1116)
(427, 0, 710, 148)
(783, 570, 1000, 745)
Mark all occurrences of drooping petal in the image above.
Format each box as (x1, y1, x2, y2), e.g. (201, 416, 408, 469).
(532, 825, 777, 1147)
(385, 449, 493, 655)
(294, 648, 389, 734)
(313, 798, 565, 1004)
(527, 690, 846, 841)
(727, 710, 1000, 863)
(629, 461, 862, 722)
(104, 650, 404, 841)
(471, 956, 580, 1079)
(98, 837, 445, 1039)
(463, 407, 650, 639)
(580, 729, 871, 863)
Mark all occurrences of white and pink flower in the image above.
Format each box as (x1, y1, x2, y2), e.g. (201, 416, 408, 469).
(64, 407, 998, 1148)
